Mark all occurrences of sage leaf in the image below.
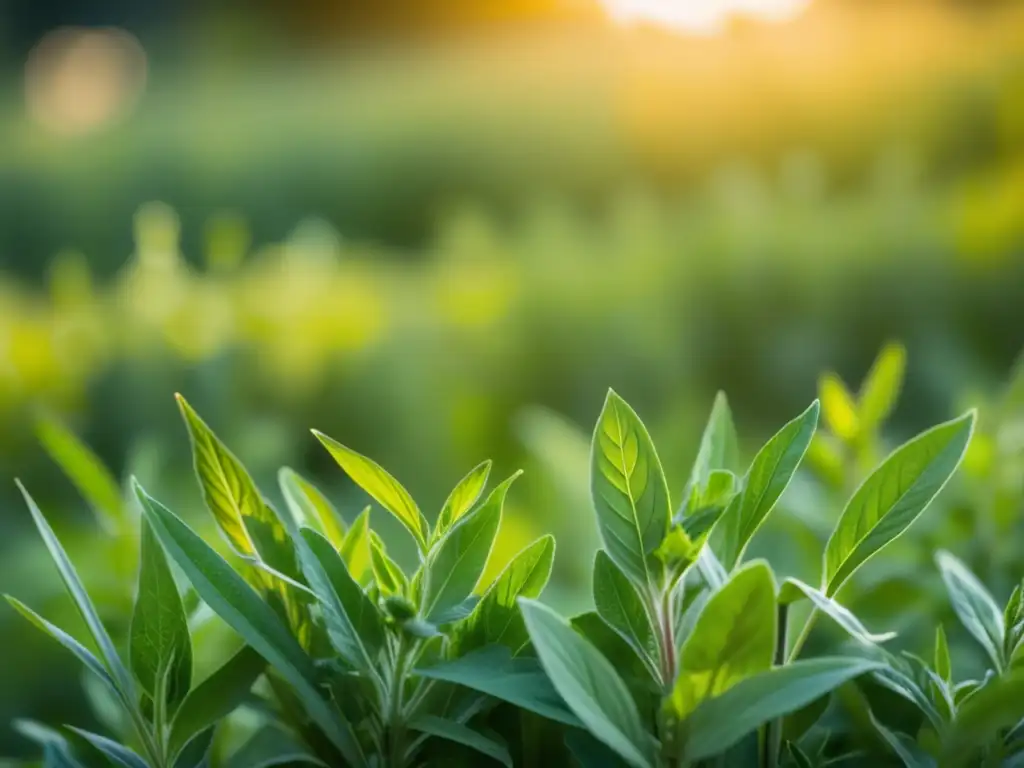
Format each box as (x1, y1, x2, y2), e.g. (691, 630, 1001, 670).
(936, 549, 1005, 670)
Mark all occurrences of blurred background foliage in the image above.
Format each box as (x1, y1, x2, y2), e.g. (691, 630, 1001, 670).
(2, 0, 1024, 760)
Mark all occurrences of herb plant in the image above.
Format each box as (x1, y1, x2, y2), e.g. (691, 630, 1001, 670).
(7, 354, 1024, 767)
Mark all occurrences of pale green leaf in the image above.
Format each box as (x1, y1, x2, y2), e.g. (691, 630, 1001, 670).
(859, 342, 907, 430)
(423, 473, 517, 623)
(670, 561, 776, 718)
(682, 657, 883, 761)
(313, 429, 429, 551)
(435, 460, 492, 539)
(453, 535, 555, 656)
(591, 390, 671, 589)
(592, 550, 660, 683)
(823, 411, 975, 596)
(780, 578, 896, 645)
(519, 598, 655, 768)
(66, 727, 148, 768)
(279, 468, 346, 549)
(935, 550, 1005, 670)
(129, 513, 192, 713)
(368, 531, 407, 597)
(712, 401, 819, 571)
(410, 715, 512, 767)
(339, 507, 372, 586)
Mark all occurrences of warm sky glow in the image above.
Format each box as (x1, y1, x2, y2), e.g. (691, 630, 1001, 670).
(601, 0, 814, 35)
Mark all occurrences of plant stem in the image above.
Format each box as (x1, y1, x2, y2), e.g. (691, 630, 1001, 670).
(387, 633, 411, 768)
(762, 602, 789, 768)
(786, 607, 819, 664)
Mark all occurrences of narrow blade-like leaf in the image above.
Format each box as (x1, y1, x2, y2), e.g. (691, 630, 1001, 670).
(339, 507, 372, 585)
(591, 390, 671, 590)
(680, 392, 740, 515)
(279, 468, 346, 549)
(712, 401, 819, 571)
(519, 598, 655, 768)
(313, 429, 429, 551)
(823, 411, 975, 595)
(859, 342, 906, 430)
(435, 460, 492, 539)
(682, 657, 883, 761)
(592, 550, 660, 682)
(66, 727, 149, 768)
(410, 715, 512, 767)
(780, 578, 896, 645)
(935, 550, 1005, 670)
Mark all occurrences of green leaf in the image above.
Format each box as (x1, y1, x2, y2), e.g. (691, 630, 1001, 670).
(669, 561, 776, 718)
(16, 481, 135, 697)
(592, 551, 660, 683)
(681, 657, 883, 762)
(4, 596, 120, 700)
(279, 467, 346, 549)
(819, 374, 859, 441)
(167, 645, 266, 762)
(423, 473, 517, 623)
(935, 550, 1005, 670)
(868, 708, 935, 768)
(859, 342, 906, 430)
(410, 715, 512, 767)
(65, 727, 148, 768)
(435, 460, 492, 540)
(416, 645, 581, 727)
(13, 720, 87, 768)
(339, 507, 372, 585)
(172, 727, 214, 768)
(135, 479, 366, 767)
(297, 528, 384, 671)
(780, 578, 896, 645)
(453, 535, 555, 656)
(934, 625, 951, 683)
(129, 515, 192, 713)
(313, 429, 429, 551)
(519, 598, 655, 768)
(712, 401, 819, 571)
(565, 730, 632, 768)
(368, 530, 408, 597)
(35, 412, 125, 533)
(823, 411, 975, 596)
(590, 389, 671, 590)
(224, 725, 327, 768)
(940, 670, 1024, 767)
(681, 392, 740, 513)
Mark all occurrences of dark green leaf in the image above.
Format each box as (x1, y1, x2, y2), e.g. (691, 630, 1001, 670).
(592, 550, 660, 683)
(410, 715, 511, 767)
(224, 725, 326, 768)
(940, 671, 1024, 767)
(65, 727, 148, 768)
(680, 392, 740, 514)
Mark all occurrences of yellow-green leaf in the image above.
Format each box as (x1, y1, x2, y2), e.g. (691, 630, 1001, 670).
(435, 460, 492, 540)
(819, 373, 859, 441)
(859, 342, 906, 430)
(279, 467, 346, 549)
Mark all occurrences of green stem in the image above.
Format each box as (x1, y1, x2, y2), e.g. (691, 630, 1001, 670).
(762, 603, 789, 768)
(386, 634, 413, 768)
(786, 608, 819, 664)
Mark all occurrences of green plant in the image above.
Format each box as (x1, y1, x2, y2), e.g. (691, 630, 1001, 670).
(10, 367, 1024, 767)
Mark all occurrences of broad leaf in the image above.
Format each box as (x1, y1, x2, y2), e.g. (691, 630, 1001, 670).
(681, 657, 883, 761)
(36, 413, 125, 533)
(297, 528, 384, 671)
(135, 479, 366, 767)
(591, 389, 671, 589)
(168, 645, 266, 762)
(16, 481, 135, 697)
(823, 411, 975, 596)
(435, 460, 492, 539)
(592, 550, 660, 682)
(423, 473, 518, 623)
(669, 561, 776, 718)
(129, 514, 192, 712)
(279, 468, 346, 549)
(780, 578, 896, 645)
(410, 715, 512, 767)
(453, 535, 555, 655)
(712, 401, 819, 571)
(416, 645, 580, 727)
(935, 550, 1005, 670)
(313, 429, 429, 551)
(680, 391, 740, 514)
(519, 598, 655, 768)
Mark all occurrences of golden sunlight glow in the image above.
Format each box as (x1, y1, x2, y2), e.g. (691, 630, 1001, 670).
(601, 0, 813, 34)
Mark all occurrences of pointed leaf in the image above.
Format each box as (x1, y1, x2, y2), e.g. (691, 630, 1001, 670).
(670, 561, 776, 718)
(591, 390, 671, 589)
(819, 374, 859, 441)
(168, 646, 266, 761)
(130, 515, 192, 712)
(935, 550, 1005, 670)
(780, 578, 896, 645)
(823, 411, 975, 596)
(682, 657, 883, 761)
(369, 531, 407, 597)
(410, 715, 512, 767)
(592, 550, 660, 682)
(339, 507, 372, 585)
(36, 413, 125, 533)
(65, 727, 148, 768)
(423, 473, 517, 623)
(859, 342, 906, 430)
(13, 720, 87, 768)
(453, 535, 555, 655)
(519, 598, 655, 768)
(934, 625, 951, 682)
(681, 392, 740, 513)
(135, 480, 366, 767)
(712, 401, 819, 570)
(224, 726, 326, 768)
(416, 645, 581, 727)
(435, 460, 492, 539)
(279, 468, 345, 548)
(16, 481, 134, 697)
(940, 670, 1024, 767)
(313, 429, 429, 551)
